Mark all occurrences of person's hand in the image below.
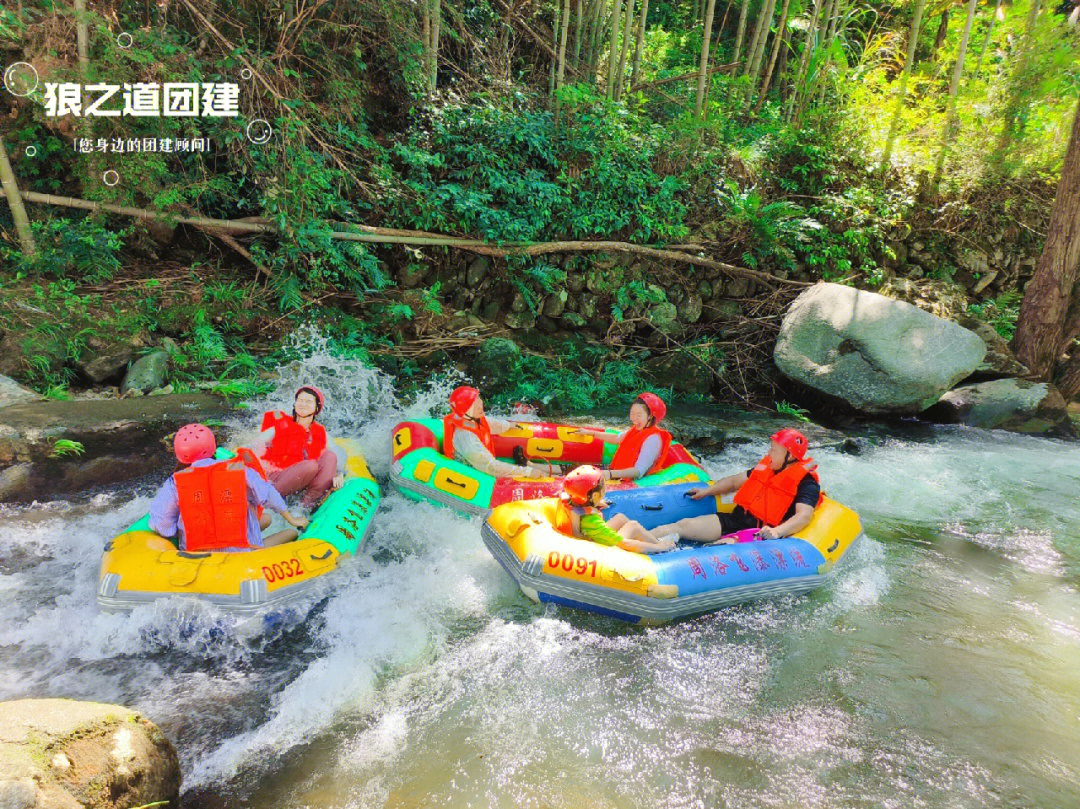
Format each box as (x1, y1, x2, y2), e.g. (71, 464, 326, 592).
(758, 526, 781, 540)
(601, 469, 613, 482)
(687, 487, 707, 500)
(332, 474, 344, 490)
(284, 512, 309, 531)
(526, 464, 547, 479)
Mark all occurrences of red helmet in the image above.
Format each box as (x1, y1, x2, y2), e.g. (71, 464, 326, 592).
(449, 385, 480, 417)
(771, 428, 809, 460)
(296, 385, 325, 414)
(562, 465, 604, 506)
(635, 392, 667, 422)
(174, 423, 216, 464)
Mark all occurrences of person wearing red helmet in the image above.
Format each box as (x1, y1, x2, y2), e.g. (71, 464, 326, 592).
(256, 385, 344, 509)
(554, 465, 677, 553)
(148, 423, 309, 552)
(442, 385, 548, 479)
(578, 393, 672, 481)
(652, 428, 823, 543)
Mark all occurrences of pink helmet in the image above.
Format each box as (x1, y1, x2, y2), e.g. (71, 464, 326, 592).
(562, 465, 605, 506)
(771, 428, 809, 460)
(296, 385, 325, 414)
(635, 392, 667, 422)
(449, 385, 480, 417)
(174, 423, 216, 464)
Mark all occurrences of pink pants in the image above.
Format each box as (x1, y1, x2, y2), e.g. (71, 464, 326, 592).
(269, 450, 338, 509)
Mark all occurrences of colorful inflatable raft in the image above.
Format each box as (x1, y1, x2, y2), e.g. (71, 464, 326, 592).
(390, 418, 708, 515)
(482, 481, 862, 624)
(98, 438, 380, 613)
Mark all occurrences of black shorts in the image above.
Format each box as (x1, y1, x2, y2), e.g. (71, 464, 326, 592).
(717, 508, 759, 535)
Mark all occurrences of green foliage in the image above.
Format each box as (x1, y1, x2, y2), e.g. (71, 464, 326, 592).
(967, 290, 1022, 339)
(776, 401, 811, 423)
(4, 219, 125, 283)
(49, 439, 85, 458)
(714, 180, 818, 271)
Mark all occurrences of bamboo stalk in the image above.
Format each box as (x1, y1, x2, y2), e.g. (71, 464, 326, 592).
(879, 0, 927, 173)
(18, 191, 807, 288)
(607, 0, 623, 97)
(555, 0, 572, 125)
(431, 0, 442, 92)
(695, 0, 719, 117)
(0, 138, 36, 256)
(615, 0, 636, 99)
(73, 0, 89, 78)
(931, 0, 978, 193)
(754, 0, 791, 111)
(630, 0, 650, 87)
(786, 0, 824, 122)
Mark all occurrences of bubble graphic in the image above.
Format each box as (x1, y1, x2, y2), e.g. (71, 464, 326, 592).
(241, 68, 253, 80)
(117, 32, 133, 49)
(245, 119, 273, 145)
(102, 170, 120, 187)
(3, 63, 39, 97)
(25, 146, 37, 157)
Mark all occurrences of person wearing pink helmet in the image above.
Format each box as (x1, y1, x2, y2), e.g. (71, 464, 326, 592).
(442, 385, 548, 479)
(256, 385, 344, 510)
(578, 392, 672, 481)
(148, 423, 309, 552)
(554, 466, 677, 553)
(652, 428, 824, 543)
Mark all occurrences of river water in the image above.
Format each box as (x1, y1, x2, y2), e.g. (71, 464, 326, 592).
(2, 342, 1079, 808)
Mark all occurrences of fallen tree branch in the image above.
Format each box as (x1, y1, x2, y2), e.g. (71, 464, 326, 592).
(629, 62, 736, 93)
(19, 190, 808, 288)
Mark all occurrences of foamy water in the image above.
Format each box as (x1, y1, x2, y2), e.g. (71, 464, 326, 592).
(2, 334, 1079, 807)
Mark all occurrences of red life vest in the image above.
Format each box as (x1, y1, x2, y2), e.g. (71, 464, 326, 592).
(442, 413, 494, 460)
(610, 425, 671, 475)
(174, 461, 252, 552)
(553, 499, 599, 538)
(259, 411, 327, 470)
(732, 455, 823, 527)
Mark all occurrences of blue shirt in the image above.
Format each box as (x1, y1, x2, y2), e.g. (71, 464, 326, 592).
(148, 457, 289, 551)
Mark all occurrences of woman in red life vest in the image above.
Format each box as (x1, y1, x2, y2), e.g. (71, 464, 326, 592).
(148, 423, 308, 552)
(256, 385, 344, 510)
(443, 385, 547, 478)
(652, 428, 823, 543)
(578, 392, 672, 481)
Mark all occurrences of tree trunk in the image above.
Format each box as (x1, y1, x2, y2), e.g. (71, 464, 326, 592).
(430, 0, 442, 92)
(994, 0, 1043, 161)
(931, 0, 977, 193)
(695, 0, 719, 117)
(973, 0, 1004, 77)
(755, 0, 790, 110)
(615, 0, 636, 98)
(550, 1, 560, 99)
(74, 0, 89, 78)
(0, 137, 36, 256)
(746, 0, 777, 87)
(607, 0, 623, 97)
(879, 0, 927, 173)
(555, 0, 573, 126)
(930, 10, 949, 61)
(744, 0, 774, 78)
(786, 0, 824, 122)
(1013, 100, 1080, 380)
(631, 0, 650, 86)
(422, 0, 431, 95)
(575, 0, 584, 67)
(732, 0, 751, 67)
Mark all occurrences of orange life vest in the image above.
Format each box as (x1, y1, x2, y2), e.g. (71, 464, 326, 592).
(259, 411, 327, 470)
(553, 499, 599, 538)
(610, 425, 672, 475)
(174, 461, 252, 552)
(732, 455, 823, 527)
(442, 413, 494, 460)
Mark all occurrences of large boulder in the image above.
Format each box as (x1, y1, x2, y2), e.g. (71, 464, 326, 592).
(924, 379, 1073, 435)
(120, 350, 169, 395)
(0, 376, 41, 409)
(775, 283, 986, 414)
(0, 698, 180, 809)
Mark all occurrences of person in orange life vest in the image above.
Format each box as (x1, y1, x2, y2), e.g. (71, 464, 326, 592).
(651, 428, 822, 543)
(577, 392, 672, 481)
(443, 386, 548, 479)
(556, 466, 678, 554)
(148, 424, 309, 552)
(256, 385, 344, 509)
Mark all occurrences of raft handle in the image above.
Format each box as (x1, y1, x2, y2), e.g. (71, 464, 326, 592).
(826, 539, 839, 553)
(641, 504, 663, 511)
(176, 551, 212, 560)
(311, 549, 334, 561)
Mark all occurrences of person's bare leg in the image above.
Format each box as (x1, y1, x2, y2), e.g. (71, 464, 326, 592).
(606, 513, 629, 531)
(652, 514, 726, 543)
(259, 512, 272, 531)
(262, 528, 298, 547)
(618, 519, 660, 543)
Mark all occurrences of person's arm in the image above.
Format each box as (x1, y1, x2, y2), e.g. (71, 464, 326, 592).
(147, 479, 180, 538)
(247, 469, 308, 530)
(688, 471, 749, 499)
(577, 427, 623, 444)
(454, 430, 540, 478)
(759, 503, 814, 539)
(578, 513, 624, 546)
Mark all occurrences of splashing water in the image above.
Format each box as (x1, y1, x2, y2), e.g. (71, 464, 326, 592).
(2, 336, 1079, 807)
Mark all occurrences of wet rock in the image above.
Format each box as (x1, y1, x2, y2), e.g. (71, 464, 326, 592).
(0, 393, 231, 502)
(579, 296, 598, 320)
(678, 293, 703, 324)
(78, 347, 134, 385)
(0, 376, 41, 409)
(396, 263, 427, 289)
(120, 350, 168, 395)
(957, 316, 1028, 379)
(703, 299, 742, 323)
(562, 312, 587, 328)
(466, 257, 490, 287)
(924, 379, 1072, 435)
(567, 272, 585, 293)
(481, 300, 502, 321)
(775, 283, 986, 414)
(510, 292, 529, 313)
(505, 311, 536, 330)
(0, 698, 180, 809)
(725, 278, 750, 298)
(542, 290, 568, 318)
(647, 302, 678, 333)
